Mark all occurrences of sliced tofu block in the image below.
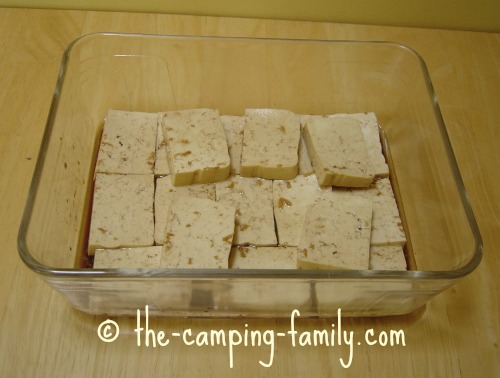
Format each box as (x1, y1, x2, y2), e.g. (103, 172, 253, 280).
(298, 116, 315, 176)
(95, 110, 157, 174)
(297, 191, 372, 270)
(154, 176, 216, 245)
(229, 246, 296, 269)
(303, 116, 375, 187)
(369, 245, 407, 270)
(160, 197, 236, 269)
(273, 174, 327, 246)
(332, 178, 406, 246)
(220, 115, 245, 175)
(215, 175, 277, 246)
(298, 136, 315, 176)
(88, 174, 154, 255)
(154, 118, 170, 176)
(161, 109, 231, 186)
(329, 112, 389, 177)
(240, 109, 300, 180)
(93, 246, 162, 269)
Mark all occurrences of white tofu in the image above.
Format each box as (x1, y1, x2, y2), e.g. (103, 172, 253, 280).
(220, 115, 245, 175)
(160, 197, 236, 269)
(298, 134, 315, 176)
(240, 109, 300, 180)
(95, 110, 157, 174)
(154, 119, 170, 176)
(369, 245, 407, 270)
(88, 174, 154, 255)
(273, 174, 327, 246)
(93, 246, 162, 269)
(329, 112, 389, 177)
(303, 116, 375, 187)
(215, 175, 277, 246)
(332, 178, 406, 246)
(297, 191, 372, 270)
(229, 246, 296, 269)
(161, 109, 231, 186)
(298, 115, 316, 176)
(154, 176, 216, 245)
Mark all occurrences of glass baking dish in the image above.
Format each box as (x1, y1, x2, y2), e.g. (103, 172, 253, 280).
(18, 33, 482, 317)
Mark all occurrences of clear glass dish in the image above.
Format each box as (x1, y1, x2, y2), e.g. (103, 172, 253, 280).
(18, 33, 482, 317)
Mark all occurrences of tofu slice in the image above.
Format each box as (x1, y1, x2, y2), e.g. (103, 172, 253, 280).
(154, 118, 170, 176)
(298, 134, 315, 176)
(220, 115, 245, 175)
(297, 192, 372, 270)
(215, 175, 277, 246)
(88, 174, 154, 255)
(229, 246, 296, 269)
(93, 246, 162, 269)
(161, 109, 231, 186)
(160, 197, 236, 268)
(298, 115, 317, 176)
(240, 109, 300, 180)
(95, 110, 157, 174)
(273, 174, 327, 246)
(329, 112, 389, 178)
(303, 116, 375, 187)
(332, 178, 406, 246)
(369, 245, 407, 270)
(154, 176, 216, 245)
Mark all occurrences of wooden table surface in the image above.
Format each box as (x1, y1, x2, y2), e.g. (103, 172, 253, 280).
(0, 7, 498, 377)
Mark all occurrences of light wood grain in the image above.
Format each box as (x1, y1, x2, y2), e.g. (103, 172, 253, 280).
(0, 7, 498, 377)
